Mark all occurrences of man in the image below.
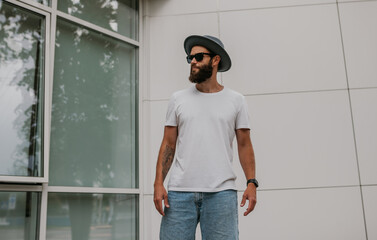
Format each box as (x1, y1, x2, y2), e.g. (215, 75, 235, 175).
(154, 35, 257, 240)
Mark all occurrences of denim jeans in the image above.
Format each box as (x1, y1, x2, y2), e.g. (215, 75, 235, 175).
(160, 190, 238, 240)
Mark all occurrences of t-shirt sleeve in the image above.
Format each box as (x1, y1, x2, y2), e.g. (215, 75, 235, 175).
(235, 96, 250, 130)
(165, 94, 178, 126)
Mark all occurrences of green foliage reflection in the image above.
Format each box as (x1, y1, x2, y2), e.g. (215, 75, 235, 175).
(50, 19, 137, 188)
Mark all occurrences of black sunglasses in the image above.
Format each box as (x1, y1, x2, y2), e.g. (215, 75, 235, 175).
(186, 52, 216, 64)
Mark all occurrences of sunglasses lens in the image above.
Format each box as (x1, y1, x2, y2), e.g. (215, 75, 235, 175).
(186, 55, 192, 63)
(186, 53, 208, 63)
(195, 53, 204, 61)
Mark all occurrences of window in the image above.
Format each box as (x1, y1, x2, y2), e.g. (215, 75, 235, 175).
(49, 18, 137, 189)
(0, 0, 140, 239)
(57, 0, 138, 40)
(47, 193, 138, 240)
(0, 190, 41, 239)
(0, 0, 46, 178)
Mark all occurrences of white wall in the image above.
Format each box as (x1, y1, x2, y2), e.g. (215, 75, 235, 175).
(142, 0, 377, 239)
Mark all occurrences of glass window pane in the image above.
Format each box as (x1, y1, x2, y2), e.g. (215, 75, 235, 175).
(0, 191, 40, 240)
(0, 1, 45, 177)
(47, 193, 138, 240)
(57, 0, 138, 40)
(49, 19, 138, 188)
(31, 0, 50, 6)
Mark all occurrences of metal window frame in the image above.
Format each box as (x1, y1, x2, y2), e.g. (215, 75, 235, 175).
(1, 0, 143, 239)
(0, 184, 43, 192)
(47, 186, 140, 194)
(14, 0, 52, 11)
(56, 11, 140, 47)
(138, 1, 145, 239)
(2, 0, 51, 184)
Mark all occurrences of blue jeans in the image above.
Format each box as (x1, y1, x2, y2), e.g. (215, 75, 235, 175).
(160, 190, 238, 240)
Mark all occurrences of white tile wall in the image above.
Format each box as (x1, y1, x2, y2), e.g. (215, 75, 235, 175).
(145, 0, 218, 17)
(148, 13, 219, 100)
(143, 1, 376, 239)
(219, 0, 335, 11)
(338, 0, 377, 2)
(144, 91, 361, 190)
(362, 186, 377, 240)
(244, 91, 359, 189)
(350, 89, 377, 185)
(238, 187, 366, 240)
(142, 101, 151, 194)
(220, 4, 347, 95)
(144, 100, 168, 194)
(338, 1, 377, 88)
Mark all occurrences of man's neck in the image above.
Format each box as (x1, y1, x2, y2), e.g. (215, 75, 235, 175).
(195, 76, 223, 93)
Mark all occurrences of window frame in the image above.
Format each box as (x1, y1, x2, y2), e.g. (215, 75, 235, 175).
(0, 0, 51, 184)
(0, 0, 143, 239)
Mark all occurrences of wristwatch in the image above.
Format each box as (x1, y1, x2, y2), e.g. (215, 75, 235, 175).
(247, 178, 259, 188)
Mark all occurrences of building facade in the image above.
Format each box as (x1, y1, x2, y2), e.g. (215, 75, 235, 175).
(1, 0, 377, 239)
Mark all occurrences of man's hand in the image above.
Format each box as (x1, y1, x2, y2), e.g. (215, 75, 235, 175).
(240, 184, 257, 216)
(153, 184, 169, 216)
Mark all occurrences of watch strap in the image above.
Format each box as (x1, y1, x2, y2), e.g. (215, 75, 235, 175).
(247, 178, 259, 188)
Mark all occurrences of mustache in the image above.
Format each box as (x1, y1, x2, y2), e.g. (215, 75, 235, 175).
(191, 64, 199, 70)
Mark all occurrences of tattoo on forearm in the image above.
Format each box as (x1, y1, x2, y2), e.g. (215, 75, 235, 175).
(162, 145, 175, 180)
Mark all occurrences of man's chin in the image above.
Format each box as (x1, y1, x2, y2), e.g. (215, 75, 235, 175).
(191, 77, 208, 84)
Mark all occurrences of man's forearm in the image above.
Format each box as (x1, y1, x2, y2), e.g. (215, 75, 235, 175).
(155, 143, 176, 185)
(239, 145, 255, 180)
(161, 145, 175, 180)
(236, 129, 256, 181)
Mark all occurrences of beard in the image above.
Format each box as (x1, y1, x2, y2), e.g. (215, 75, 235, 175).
(188, 60, 213, 84)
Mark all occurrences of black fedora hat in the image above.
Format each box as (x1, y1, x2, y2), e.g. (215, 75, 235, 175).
(184, 35, 232, 72)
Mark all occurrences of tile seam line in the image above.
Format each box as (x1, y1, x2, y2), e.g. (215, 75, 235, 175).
(145, 1, 377, 19)
(242, 86, 377, 97)
(339, 0, 377, 4)
(336, 2, 368, 240)
(362, 184, 377, 187)
(142, 184, 377, 195)
(143, 86, 377, 102)
(218, 2, 337, 14)
(217, 0, 223, 86)
(146, 2, 337, 18)
(256, 184, 363, 192)
(243, 88, 349, 97)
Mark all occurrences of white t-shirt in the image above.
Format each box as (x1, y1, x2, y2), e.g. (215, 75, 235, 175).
(165, 85, 250, 192)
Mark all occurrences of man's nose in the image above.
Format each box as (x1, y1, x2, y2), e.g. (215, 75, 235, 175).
(191, 57, 198, 64)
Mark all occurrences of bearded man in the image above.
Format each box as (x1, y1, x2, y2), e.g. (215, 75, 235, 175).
(153, 35, 258, 240)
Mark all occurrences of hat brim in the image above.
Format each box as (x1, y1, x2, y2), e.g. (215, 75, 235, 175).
(184, 35, 231, 72)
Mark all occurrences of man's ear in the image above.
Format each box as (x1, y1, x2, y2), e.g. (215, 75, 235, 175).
(212, 55, 221, 67)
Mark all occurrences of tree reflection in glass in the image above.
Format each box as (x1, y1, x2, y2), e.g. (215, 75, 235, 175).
(50, 19, 137, 188)
(0, 192, 40, 239)
(31, 0, 50, 6)
(47, 193, 138, 240)
(58, 0, 138, 40)
(0, 1, 44, 177)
